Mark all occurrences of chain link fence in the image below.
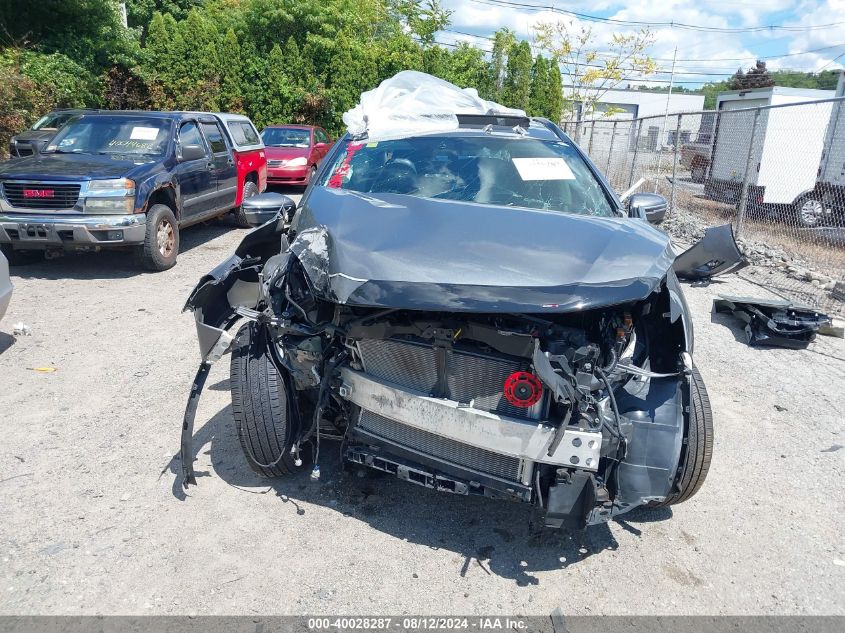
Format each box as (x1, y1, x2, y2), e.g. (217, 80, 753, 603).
(564, 96, 845, 317)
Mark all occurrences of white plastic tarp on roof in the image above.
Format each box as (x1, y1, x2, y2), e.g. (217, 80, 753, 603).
(342, 70, 526, 141)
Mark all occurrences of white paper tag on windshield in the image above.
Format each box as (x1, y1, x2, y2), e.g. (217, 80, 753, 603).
(130, 126, 159, 141)
(512, 157, 575, 181)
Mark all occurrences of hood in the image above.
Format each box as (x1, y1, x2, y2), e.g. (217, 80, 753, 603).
(289, 187, 674, 313)
(0, 152, 159, 181)
(265, 146, 310, 161)
(12, 130, 55, 144)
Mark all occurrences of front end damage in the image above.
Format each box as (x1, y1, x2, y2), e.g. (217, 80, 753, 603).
(181, 211, 702, 530)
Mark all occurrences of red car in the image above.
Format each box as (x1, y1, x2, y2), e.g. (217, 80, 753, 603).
(215, 113, 267, 205)
(261, 124, 332, 186)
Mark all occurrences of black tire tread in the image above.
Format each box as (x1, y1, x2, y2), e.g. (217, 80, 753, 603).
(234, 180, 260, 228)
(230, 323, 301, 477)
(654, 366, 714, 506)
(136, 204, 178, 271)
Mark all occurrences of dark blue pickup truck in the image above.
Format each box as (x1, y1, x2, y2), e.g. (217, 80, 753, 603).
(0, 110, 251, 270)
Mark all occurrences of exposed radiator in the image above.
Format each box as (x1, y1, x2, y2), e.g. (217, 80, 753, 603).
(356, 409, 523, 482)
(356, 338, 544, 420)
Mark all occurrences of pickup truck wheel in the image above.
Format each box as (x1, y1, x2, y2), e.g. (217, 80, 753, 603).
(136, 204, 179, 271)
(794, 195, 825, 228)
(650, 366, 713, 507)
(234, 180, 260, 228)
(0, 244, 44, 266)
(230, 322, 308, 477)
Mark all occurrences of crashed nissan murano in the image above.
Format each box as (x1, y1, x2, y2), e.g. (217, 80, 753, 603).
(181, 96, 713, 531)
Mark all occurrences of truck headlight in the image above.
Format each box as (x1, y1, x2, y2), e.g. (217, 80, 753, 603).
(88, 178, 135, 194)
(85, 178, 136, 214)
(286, 157, 308, 167)
(84, 197, 135, 214)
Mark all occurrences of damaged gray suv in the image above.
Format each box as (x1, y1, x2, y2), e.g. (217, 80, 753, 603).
(181, 114, 713, 530)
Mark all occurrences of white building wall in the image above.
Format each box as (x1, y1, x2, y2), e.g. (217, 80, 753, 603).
(563, 87, 705, 121)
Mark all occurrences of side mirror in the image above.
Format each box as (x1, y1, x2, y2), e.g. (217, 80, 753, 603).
(241, 192, 296, 227)
(180, 144, 206, 162)
(627, 192, 668, 225)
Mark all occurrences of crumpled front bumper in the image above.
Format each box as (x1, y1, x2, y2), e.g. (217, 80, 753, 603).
(338, 367, 604, 473)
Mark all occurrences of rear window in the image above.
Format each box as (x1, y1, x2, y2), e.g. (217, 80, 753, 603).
(201, 122, 228, 153)
(227, 120, 260, 147)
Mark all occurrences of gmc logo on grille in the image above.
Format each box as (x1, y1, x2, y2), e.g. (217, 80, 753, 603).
(23, 189, 55, 198)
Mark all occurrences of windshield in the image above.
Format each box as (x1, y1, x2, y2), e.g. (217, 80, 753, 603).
(45, 116, 171, 156)
(319, 134, 616, 217)
(262, 127, 311, 148)
(32, 112, 74, 131)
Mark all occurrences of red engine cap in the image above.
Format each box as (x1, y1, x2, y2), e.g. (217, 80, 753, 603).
(503, 371, 543, 408)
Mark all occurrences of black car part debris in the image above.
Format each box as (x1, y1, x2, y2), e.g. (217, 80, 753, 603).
(673, 224, 749, 281)
(714, 295, 831, 349)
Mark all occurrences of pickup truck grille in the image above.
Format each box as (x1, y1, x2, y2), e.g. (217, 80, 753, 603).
(2, 181, 81, 210)
(356, 338, 544, 420)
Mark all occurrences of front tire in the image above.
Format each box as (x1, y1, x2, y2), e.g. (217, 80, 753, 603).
(136, 204, 179, 271)
(230, 323, 308, 478)
(652, 366, 713, 507)
(234, 180, 260, 228)
(794, 195, 825, 228)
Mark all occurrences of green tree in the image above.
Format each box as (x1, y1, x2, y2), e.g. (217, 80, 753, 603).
(126, 0, 203, 31)
(423, 46, 451, 78)
(394, 0, 452, 47)
(219, 28, 243, 112)
(484, 28, 516, 101)
(546, 59, 563, 124)
(503, 40, 532, 111)
(251, 43, 295, 128)
(327, 34, 380, 133)
(444, 42, 488, 90)
(728, 60, 774, 90)
(528, 55, 549, 117)
(535, 20, 656, 120)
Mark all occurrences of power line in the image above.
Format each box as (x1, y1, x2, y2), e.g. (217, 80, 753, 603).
(432, 38, 715, 84)
(438, 33, 844, 79)
(465, 0, 845, 34)
(444, 28, 845, 64)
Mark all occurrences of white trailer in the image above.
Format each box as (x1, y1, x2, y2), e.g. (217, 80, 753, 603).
(704, 87, 835, 223)
(813, 72, 845, 225)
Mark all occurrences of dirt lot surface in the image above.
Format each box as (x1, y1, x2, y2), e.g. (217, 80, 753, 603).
(1, 200, 844, 616)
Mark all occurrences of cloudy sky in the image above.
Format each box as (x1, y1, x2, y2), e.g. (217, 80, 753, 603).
(437, 0, 845, 87)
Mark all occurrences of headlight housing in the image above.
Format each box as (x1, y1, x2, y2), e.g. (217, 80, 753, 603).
(287, 157, 308, 167)
(88, 178, 135, 193)
(84, 178, 135, 214)
(84, 197, 135, 213)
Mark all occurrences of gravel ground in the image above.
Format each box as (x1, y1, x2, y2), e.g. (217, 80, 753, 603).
(1, 202, 844, 616)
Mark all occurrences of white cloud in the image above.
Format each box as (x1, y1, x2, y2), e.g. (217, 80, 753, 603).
(441, 0, 845, 82)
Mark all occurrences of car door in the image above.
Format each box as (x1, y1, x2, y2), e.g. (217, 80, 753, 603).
(314, 128, 331, 164)
(175, 120, 216, 221)
(199, 119, 238, 210)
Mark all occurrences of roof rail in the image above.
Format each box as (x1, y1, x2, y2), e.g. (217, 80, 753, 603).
(456, 113, 531, 129)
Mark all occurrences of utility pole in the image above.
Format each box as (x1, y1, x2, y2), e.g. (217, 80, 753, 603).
(654, 46, 677, 192)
